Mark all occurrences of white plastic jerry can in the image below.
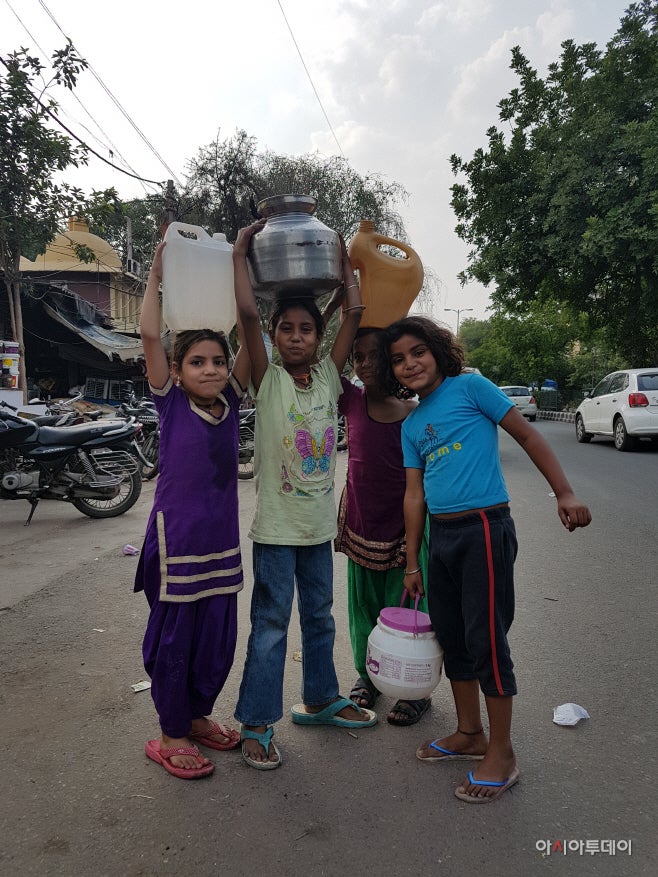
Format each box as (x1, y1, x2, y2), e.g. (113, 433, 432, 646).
(162, 222, 236, 333)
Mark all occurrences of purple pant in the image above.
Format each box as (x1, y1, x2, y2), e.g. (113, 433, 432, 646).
(141, 554, 237, 738)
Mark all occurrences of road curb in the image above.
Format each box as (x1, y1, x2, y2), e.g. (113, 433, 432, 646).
(538, 410, 575, 423)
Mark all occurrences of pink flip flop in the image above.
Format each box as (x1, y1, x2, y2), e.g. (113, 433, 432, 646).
(145, 739, 214, 779)
(189, 720, 240, 751)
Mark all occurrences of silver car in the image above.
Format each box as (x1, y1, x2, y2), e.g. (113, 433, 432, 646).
(499, 385, 538, 421)
(575, 368, 658, 451)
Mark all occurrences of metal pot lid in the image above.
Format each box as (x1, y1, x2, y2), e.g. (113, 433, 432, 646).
(257, 194, 317, 217)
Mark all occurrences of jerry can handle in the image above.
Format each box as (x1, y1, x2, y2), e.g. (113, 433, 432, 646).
(371, 234, 417, 262)
(164, 221, 211, 242)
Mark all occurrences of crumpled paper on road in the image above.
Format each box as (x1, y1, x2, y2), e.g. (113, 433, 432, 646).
(553, 703, 590, 726)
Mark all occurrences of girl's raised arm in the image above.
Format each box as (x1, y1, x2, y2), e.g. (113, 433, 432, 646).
(233, 220, 268, 392)
(140, 242, 170, 389)
(330, 237, 363, 373)
(229, 313, 251, 394)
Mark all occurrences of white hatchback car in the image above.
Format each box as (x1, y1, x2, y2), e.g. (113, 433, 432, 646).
(499, 386, 538, 421)
(574, 368, 658, 450)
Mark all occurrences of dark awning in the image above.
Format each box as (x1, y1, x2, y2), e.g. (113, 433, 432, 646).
(43, 302, 143, 362)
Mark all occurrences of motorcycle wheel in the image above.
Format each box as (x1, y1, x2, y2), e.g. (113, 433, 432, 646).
(72, 468, 142, 518)
(140, 431, 160, 480)
(238, 441, 254, 480)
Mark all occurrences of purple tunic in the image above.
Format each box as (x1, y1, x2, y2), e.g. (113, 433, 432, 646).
(335, 378, 408, 570)
(134, 375, 244, 602)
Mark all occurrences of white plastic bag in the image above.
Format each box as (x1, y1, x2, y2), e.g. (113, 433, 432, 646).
(553, 703, 590, 726)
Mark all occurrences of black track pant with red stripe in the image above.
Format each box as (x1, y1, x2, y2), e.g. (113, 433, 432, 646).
(428, 507, 518, 697)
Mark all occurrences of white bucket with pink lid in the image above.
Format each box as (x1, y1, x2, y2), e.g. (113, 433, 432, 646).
(366, 592, 443, 700)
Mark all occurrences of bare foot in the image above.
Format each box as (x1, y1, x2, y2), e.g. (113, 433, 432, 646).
(161, 734, 212, 770)
(241, 725, 280, 765)
(416, 728, 488, 761)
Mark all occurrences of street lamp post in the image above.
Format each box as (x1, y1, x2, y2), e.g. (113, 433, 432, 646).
(444, 307, 473, 336)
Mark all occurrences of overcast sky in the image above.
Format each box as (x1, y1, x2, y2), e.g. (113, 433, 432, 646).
(2, 0, 631, 327)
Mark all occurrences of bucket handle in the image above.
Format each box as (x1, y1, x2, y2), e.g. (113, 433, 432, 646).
(399, 589, 421, 638)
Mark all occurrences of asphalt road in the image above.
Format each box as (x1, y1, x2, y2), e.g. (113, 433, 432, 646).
(0, 421, 656, 876)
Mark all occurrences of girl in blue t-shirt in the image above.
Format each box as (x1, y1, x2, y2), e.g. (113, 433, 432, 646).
(382, 316, 591, 803)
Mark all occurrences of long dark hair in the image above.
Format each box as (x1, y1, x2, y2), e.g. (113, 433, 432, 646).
(172, 329, 230, 367)
(379, 316, 464, 391)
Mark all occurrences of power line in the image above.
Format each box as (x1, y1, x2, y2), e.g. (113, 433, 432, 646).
(37, 0, 183, 187)
(0, 54, 167, 186)
(4, 0, 152, 191)
(276, 0, 345, 157)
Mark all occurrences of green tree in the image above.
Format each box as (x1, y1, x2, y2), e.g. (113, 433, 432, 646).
(91, 130, 433, 350)
(0, 44, 88, 399)
(462, 300, 594, 403)
(84, 187, 166, 272)
(150, 130, 430, 345)
(184, 129, 410, 244)
(450, 1, 658, 365)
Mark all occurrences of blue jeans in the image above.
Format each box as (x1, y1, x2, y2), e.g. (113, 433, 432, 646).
(235, 541, 340, 726)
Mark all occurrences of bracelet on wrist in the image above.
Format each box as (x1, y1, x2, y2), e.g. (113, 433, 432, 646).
(404, 567, 421, 576)
(344, 304, 366, 312)
(345, 283, 358, 291)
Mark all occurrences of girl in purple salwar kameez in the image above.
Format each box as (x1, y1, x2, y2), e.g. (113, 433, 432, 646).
(135, 240, 250, 780)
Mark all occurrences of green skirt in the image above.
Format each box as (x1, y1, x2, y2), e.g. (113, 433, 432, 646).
(347, 516, 429, 679)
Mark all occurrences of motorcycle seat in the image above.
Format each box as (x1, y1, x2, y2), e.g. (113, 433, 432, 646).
(37, 419, 133, 446)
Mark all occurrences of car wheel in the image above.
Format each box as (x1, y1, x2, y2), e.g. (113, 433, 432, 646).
(528, 415, 537, 422)
(575, 414, 592, 443)
(614, 417, 635, 451)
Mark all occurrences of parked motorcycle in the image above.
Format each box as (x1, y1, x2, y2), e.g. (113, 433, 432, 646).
(0, 401, 147, 524)
(116, 381, 160, 480)
(236, 408, 345, 481)
(18, 392, 102, 428)
(238, 408, 255, 480)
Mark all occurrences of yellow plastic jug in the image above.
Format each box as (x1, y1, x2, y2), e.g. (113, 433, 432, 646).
(347, 221, 424, 328)
(162, 222, 235, 332)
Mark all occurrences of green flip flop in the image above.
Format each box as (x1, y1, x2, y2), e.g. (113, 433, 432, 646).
(240, 726, 282, 770)
(290, 696, 378, 728)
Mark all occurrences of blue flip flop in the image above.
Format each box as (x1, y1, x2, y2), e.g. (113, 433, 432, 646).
(290, 696, 378, 728)
(416, 738, 486, 762)
(454, 767, 521, 803)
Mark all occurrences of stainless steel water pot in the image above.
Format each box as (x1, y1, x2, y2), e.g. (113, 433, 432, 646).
(247, 194, 342, 299)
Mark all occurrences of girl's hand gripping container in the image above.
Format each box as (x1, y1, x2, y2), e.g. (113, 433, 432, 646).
(162, 222, 236, 332)
(347, 220, 424, 328)
(366, 591, 443, 700)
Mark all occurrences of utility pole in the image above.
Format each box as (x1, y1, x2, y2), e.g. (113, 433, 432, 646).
(161, 180, 177, 237)
(445, 307, 473, 336)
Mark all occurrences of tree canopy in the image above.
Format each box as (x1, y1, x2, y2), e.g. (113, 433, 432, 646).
(85, 129, 416, 275)
(0, 44, 89, 397)
(183, 129, 410, 244)
(451, 0, 658, 365)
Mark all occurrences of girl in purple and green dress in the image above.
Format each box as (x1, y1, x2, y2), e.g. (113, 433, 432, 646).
(335, 327, 431, 726)
(135, 240, 249, 781)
